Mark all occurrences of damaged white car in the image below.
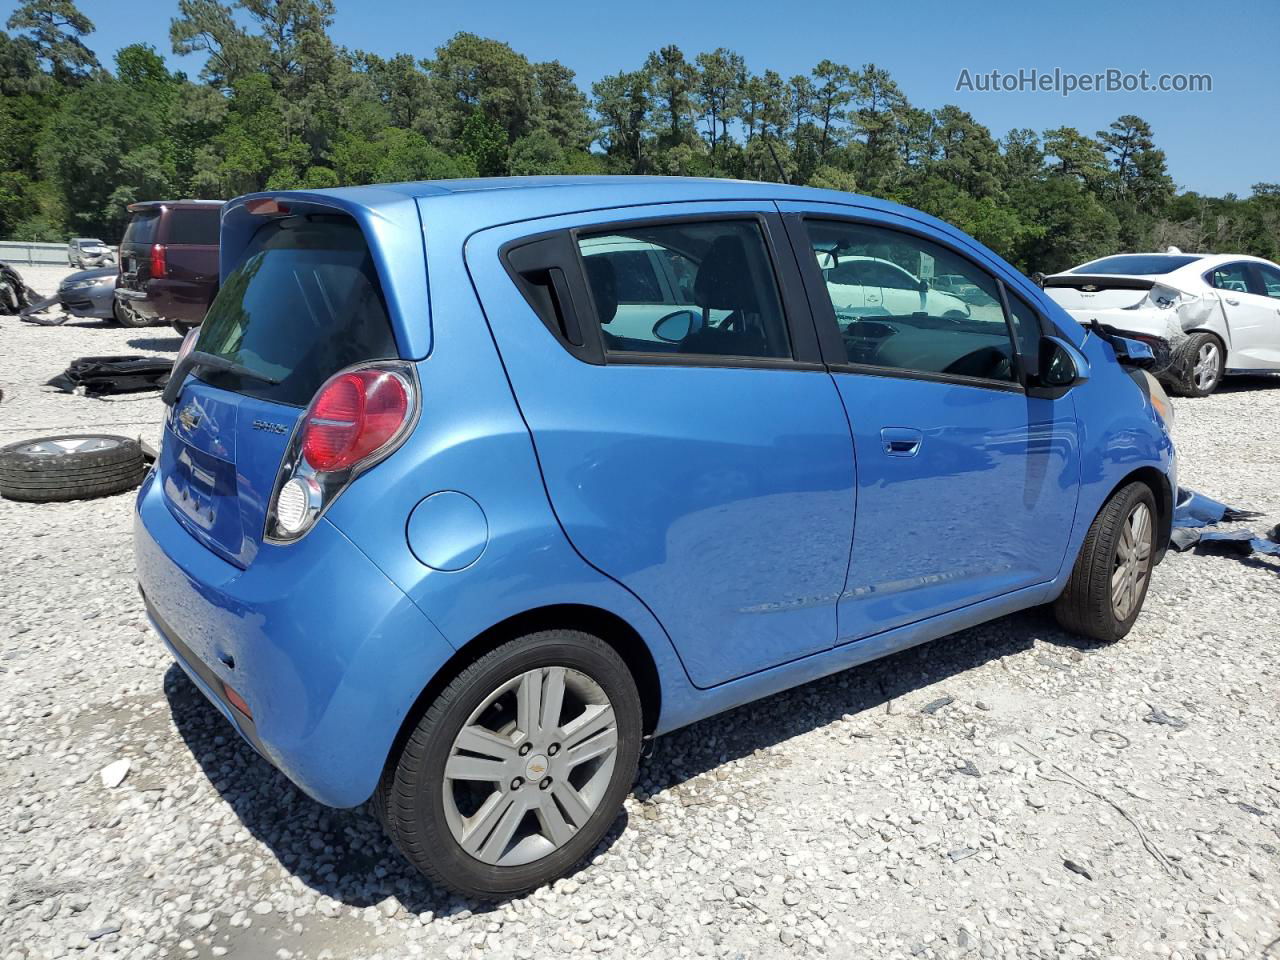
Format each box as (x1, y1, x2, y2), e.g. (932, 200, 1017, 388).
(1043, 251, 1280, 397)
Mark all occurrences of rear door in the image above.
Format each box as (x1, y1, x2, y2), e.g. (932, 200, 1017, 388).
(781, 202, 1080, 642)
(464, 202, 856, 689)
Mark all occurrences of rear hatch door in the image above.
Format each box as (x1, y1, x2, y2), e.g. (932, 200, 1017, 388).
(119, 208, 161, 290)
(161, 213, 401, 567)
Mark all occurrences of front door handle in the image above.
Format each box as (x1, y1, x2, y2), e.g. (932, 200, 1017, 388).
(1225, 298, 1240, 306)
(881, 427, 923, 457)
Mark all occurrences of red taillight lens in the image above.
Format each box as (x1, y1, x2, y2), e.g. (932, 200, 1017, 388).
(301, 369, 409, 472)
(150, 243, 167, 278)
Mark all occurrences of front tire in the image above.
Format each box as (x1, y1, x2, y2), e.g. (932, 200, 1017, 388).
(113, 300, 152, 327)
(1053, 481, 1157, 643)
(376, 630, 642, 900)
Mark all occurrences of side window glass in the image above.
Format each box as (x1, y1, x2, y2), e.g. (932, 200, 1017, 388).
(1210, 263, 1251, 293)
(804, 219, 1016, 382)
(1255, 264, 1280, 300)
(578, 220, 791, 360)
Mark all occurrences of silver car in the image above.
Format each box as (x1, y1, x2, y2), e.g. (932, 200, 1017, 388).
(67, 238, 115, 268)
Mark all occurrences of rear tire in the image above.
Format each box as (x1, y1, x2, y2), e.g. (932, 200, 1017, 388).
(376, 630, 642, 900)
(1164, 331, 1224, 397)
(0, 435, 146, 503)
(1053, 481, 1157, 643)
(114, 301, 152, 328)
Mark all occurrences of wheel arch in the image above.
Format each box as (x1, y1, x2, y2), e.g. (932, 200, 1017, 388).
(1111, 465, 1173, 559)
(379, 603, 663, 784)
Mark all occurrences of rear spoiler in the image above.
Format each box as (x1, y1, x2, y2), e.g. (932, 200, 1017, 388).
(1085, 320, 1165, 370)
(1044, 275, 1155, 292)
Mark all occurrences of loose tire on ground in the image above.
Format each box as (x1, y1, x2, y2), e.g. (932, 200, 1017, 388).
(0, 435, 147, 503)
(1053, 481, 1158, 643)
(1163, 331, 1225, 397)
(375, 630, 642, 900)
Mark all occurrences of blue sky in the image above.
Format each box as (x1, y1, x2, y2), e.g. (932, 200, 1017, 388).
(12, 0, 1277, 196)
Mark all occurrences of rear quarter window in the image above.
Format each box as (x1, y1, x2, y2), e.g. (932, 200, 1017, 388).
(194, 215, 398, 406)
(166, 209, 221, 245)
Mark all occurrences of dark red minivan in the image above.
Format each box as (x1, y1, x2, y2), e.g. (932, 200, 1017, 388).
(115, 200, 224, 331)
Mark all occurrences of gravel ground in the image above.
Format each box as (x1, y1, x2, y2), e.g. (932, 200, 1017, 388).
(1, 268, 1278, 960)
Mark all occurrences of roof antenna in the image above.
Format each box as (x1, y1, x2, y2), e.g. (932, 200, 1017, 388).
(1165, 246, 1182, 254)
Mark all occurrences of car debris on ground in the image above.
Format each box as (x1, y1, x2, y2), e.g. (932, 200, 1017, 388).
(1170, 487, 1280, 558)
(0, 260, 39, 315)
(47, 355, 173, 397)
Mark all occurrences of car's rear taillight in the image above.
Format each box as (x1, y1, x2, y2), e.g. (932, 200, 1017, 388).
(150, 243, 167, 278)
(265, 362, 417, 542)
(301, 370, 409, 472)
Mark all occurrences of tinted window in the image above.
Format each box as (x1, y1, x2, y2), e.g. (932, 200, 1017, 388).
(578, 220, 791, 360)
(194, 216, 398, 405)
(804, 219, 1017, 383)
(1074, 254, 1202, 275)
(122, 212, 160, 245)
(167, 208, 221, 245)
(1256, 264, 1280, 299)
(1208, 263, 1252, 293)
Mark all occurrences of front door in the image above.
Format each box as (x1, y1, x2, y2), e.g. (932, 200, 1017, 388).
(464, 202, 856, 688)
(781, 203, 1080, 642)
(1210, 261, 1280, 369)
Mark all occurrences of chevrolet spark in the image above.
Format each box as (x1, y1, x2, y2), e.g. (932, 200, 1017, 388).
(135, 177, 1177, 899)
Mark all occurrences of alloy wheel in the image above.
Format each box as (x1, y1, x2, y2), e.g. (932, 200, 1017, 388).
(442, 666, 619, 867)
(1194, 342, 1220, 391)
(1111, 502, 1152, 621)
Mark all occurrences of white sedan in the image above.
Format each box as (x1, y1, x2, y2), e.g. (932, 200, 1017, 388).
(1043, 250, 1280, 396)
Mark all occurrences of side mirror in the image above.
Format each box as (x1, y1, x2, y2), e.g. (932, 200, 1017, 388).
(653, 309, 700, 343)
(918, 279, 930, 294)
(814, 250, 837, 271)
(1030, 271, 1046, 288)
(1028, 335, 1089, 394)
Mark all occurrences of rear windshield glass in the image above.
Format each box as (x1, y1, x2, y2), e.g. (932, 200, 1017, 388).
(122, 212, 160, 245)
(194, 215, 398, 406)
(1072, 254, 1202, 275)
(167, 208, 221, 245)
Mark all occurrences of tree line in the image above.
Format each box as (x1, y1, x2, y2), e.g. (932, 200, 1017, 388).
(1, 0, 1276, 274)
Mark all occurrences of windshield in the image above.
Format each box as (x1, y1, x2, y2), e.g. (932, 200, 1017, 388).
(194, 215, 398, 406)
(1073, 254, 1202, 275)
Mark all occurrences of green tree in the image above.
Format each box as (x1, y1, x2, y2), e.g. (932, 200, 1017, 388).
(6, 0, 98, 83)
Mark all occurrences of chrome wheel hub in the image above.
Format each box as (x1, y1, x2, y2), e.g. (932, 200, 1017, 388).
(19, 437, 119, 456)
(442, 666, 618, 867)
(1194, 342, 1220, 390)
(1112, 502, 1153, 621)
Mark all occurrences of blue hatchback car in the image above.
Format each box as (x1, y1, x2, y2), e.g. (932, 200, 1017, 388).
(135, 176, 1176, 898)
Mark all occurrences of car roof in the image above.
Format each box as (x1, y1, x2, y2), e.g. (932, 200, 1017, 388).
(1052, 252, 1276, 281)
(244, 176, 966, 239)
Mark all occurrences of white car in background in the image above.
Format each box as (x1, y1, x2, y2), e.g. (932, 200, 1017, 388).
(1043, 250, 1280, 397)
(822, 256, 977, 319)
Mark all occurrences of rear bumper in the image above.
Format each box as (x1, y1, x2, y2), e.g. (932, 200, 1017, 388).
(116, 278, 211, 324)
(133, 468, 455, 808)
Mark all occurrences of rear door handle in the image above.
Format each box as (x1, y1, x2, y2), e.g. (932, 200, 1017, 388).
(1225, 298, 1240, 306)
(881, 427, 923, 457)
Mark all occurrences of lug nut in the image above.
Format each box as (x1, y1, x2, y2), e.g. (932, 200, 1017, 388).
(547, 743, 560, 756)
(510, 777, 524, 790)
(518, 743, 532, 756)
(539, 776, 553, 790)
